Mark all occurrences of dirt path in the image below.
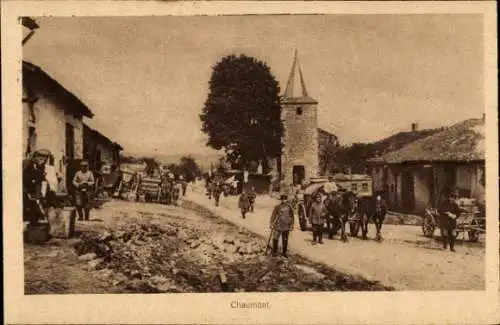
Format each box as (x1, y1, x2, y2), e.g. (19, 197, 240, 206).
(24, 199, 391, 294)
(186, 187, 485, 290)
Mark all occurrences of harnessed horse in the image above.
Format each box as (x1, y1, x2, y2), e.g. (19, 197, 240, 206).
(357, 194, 387, 241)
(323, 190, 359, 242)
(370, 195, 387, 241)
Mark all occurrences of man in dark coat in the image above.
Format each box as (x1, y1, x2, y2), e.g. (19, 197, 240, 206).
(23, 150, 50, 226)
(248, 186, 257, 212)
(308, 193, 328, 244)
(269, 194, 295, 257)
(438, 190, 461, 252)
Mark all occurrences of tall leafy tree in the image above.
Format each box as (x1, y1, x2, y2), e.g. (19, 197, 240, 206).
(200, 54, 282, 168)
(178, 156, 201, 182)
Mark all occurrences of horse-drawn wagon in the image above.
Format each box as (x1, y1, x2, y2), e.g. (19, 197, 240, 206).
(422, 198, 485, 242)
(295, 174, 384, 241)
(139, 175, 163, 202)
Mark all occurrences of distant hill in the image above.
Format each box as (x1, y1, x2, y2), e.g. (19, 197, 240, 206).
(321, 127, 444, 175)
(120, 152, 224, 172)
(368, 127, 444, 158)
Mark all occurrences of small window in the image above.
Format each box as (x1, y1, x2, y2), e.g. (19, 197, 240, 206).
(362, 183, 368, 192)
(296, 107, 303, 115)
(351, 183, 358, 192)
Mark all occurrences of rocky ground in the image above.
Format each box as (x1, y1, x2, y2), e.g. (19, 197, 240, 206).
(24, 199, 392, 294)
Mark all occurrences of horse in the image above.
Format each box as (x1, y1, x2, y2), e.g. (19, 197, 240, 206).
(356, 193, 387, 241)
(323, 190, 359, 242)
(368, 194, 388, 241)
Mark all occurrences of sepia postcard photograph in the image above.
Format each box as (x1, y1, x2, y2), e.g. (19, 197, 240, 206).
(2, 1, 499, 324)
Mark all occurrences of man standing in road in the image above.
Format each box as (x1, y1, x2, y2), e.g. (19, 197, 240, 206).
(308, 193, 328, 245)
(248, 186, 257, 212)
(438, 190, 461, 252)
(269, 194, 295, 257)
(73, 161, 95, 221)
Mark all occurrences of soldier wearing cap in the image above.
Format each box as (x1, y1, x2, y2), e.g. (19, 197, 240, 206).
(23, 150, 50, 226)
(269, 193, 295, 257)
(72, 160, 95, 221)
(308, 192, 328, 245)
(438, 189, 461, 252)
(323, 176, 338, 195)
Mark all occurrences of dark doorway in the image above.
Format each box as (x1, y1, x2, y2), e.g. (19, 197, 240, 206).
(292, 165, 305, 186)
(443, 165, 457, 195)
(65, 123, 75, 159)
(401, 169, 415, 213)
(65, 123, 76, 193)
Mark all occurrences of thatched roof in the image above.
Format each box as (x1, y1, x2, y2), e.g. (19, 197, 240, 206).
(368, 118, 484, 164)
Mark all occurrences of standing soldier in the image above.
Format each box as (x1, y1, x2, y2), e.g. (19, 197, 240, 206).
(73, 161, 95, 221)
(248, 186, 257, 212)
(438, 190, 461, 252)
(269, 194, 295, 257)
(308, 193, 328, 245)
(179, 174, 188, 197)
(23, 150, 51, 227)
(238, 190, 251, 219)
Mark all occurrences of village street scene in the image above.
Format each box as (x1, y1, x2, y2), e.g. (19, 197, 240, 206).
(20, 15, 486, 294)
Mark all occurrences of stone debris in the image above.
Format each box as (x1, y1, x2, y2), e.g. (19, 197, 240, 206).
(71, 212, 393, 293)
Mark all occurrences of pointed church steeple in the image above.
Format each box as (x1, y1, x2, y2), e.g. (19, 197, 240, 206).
(282, 50, 317, 104)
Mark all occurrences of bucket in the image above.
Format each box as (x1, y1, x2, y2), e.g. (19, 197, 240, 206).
(25, 223, 50, 243)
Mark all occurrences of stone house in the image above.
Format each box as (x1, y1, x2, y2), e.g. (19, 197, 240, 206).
(22, 61, 94, 193)
(368, 117, 485, 214)
(83, 124, 123, 171)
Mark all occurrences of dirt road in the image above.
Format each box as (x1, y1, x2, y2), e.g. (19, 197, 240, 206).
(24, 199, 391, 294)
(186, 187, 485, 290)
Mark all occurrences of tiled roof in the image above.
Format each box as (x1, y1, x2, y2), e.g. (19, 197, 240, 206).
(368, 118, 484, 164)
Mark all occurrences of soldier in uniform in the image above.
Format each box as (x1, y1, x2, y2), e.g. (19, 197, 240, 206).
(248, 186, 257, 212)
(72, 161, 95, 221)
(23, 150, 50, 227)
(238, 190, 251, 219)
(308, 193, 328, 244)
(438, 190, 461, 252)
(269, 194, 295, 257)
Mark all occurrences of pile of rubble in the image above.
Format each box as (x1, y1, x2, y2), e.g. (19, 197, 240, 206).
(72, 217, 392, 293)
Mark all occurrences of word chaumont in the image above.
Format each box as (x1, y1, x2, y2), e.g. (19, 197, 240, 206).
(230, 301, 270, 309)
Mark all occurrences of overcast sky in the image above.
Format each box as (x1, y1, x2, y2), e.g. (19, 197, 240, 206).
(23, 14, 484, 156)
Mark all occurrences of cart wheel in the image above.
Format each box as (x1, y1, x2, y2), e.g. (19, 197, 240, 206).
(349, 221, 360, 237)
(468, 231, 479, 242)
(422, 212, 435, 238)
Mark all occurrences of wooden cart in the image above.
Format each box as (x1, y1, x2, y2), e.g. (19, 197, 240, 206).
(422, 198, 485, 242)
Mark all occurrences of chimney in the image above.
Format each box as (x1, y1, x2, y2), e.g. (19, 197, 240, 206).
(482, 113, 485, 121)
(411, 123, 418, 132)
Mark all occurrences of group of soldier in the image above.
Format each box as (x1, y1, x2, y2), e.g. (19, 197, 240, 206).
(229, 174, 463, 258)
(23, 150, 98, 227)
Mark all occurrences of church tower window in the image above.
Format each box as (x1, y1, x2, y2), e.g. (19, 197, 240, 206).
(296, 107, 303, 115)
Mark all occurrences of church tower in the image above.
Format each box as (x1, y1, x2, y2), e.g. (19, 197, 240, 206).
(280, 50, 319, 186)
